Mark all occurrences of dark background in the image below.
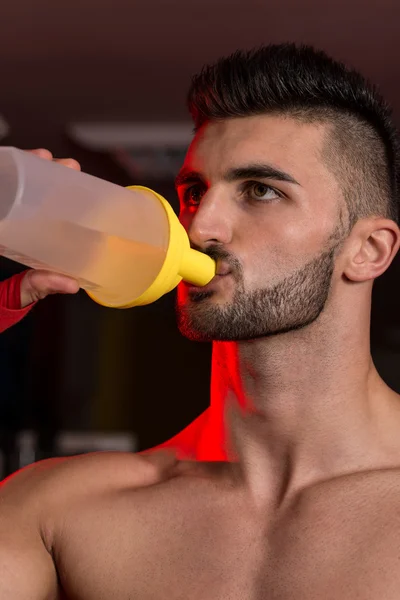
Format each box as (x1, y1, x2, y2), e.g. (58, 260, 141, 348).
(0, 0, 399, 475)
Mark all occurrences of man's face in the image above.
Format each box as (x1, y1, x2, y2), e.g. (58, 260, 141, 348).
(175, 115, 346, 341)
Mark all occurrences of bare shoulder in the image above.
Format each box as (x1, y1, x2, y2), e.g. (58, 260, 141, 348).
(0, 450, 179, 525)
(0, 452, 178, 599)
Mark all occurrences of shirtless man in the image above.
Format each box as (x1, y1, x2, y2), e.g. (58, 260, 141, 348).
(1, 43, 400, 599)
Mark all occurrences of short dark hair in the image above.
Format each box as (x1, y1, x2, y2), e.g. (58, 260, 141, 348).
(187, 44, 400, 226)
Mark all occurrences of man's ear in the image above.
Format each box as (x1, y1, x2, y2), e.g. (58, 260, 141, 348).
(343, 218, 400, 282)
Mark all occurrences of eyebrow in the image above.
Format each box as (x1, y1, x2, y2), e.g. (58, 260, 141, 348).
(175, 163, 300, 188)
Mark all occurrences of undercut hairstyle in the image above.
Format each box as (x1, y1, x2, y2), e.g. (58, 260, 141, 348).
(187, 44, 400, 227)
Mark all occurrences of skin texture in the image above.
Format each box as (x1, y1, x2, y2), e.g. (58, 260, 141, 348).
(2, 116, 400, 599)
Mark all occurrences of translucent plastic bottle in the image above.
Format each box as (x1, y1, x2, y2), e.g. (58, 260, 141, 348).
(0, 147, 216, 308)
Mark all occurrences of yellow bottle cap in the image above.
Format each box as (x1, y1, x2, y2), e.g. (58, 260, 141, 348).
(87, 185, 216, 308)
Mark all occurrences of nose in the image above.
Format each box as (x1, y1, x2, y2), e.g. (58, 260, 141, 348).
(181, 190, 233, 250)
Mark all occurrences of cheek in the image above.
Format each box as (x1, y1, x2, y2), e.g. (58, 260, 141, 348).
(265, 207, 333, 255)
(238, 216, 332, 286)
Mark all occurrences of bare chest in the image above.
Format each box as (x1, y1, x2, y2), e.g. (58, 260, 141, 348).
(56, 475, 400, 600)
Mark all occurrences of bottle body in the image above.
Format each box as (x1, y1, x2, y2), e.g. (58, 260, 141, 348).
(0, 148, 175, 307)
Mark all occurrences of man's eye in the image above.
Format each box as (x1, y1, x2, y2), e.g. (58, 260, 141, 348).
(183, 184, 205, 206)
(245, 182, 281, 202)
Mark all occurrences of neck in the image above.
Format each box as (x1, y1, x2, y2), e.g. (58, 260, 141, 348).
(197, 291, 400, 501)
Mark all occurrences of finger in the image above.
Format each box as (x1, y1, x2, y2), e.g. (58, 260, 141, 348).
(54, 158, 81, 171)
(39, 273, 80, 295)
(24, 150, 81, 170)
(28, 270, 80, 296)
(26, 148, 53, 160)
(46, 274, 80, 295)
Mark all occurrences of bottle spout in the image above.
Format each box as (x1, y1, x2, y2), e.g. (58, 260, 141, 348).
(179, 247, 216, 286)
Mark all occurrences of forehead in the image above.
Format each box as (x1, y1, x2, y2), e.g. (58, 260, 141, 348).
(184, 115, 332, 186)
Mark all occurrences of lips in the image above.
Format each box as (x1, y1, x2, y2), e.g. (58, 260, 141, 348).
(185, 272, 231, 295)
(215, 268, 231, 277)
(182, 260, 232, 293)
(215, 261, 231, 277)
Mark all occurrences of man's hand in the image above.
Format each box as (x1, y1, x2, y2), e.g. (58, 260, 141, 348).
(28, 147, 81, 171)
(20, 270, 79, 307)
(18, 148, 82, 308)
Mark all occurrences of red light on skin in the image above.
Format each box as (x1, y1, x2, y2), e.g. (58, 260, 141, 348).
(0, 456, 67, 488)
(195, 342, 248, 462)
(153, 344, 245, 462)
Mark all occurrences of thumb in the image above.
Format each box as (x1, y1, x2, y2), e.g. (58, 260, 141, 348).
(20, 270, 79, 307)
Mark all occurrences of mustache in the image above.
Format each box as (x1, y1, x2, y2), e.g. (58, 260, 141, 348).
(201, 245, 243, 277)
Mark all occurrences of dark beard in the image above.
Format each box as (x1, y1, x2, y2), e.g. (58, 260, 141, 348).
(176, 243, 339, 342)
